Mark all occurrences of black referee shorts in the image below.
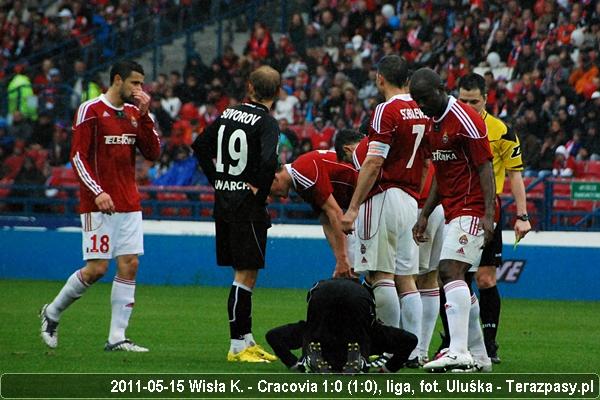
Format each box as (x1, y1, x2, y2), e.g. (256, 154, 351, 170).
(480, 200, 503, 267)
(215, 218, 269, 270)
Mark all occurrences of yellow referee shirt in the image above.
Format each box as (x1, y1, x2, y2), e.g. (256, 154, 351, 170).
(482, 111, 524, 194)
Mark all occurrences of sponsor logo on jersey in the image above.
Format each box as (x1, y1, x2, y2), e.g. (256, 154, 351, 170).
(221, 108, 262, 125)
(130, 117, 138, 128)
(102, 111, 111, 118)
(399, 107, 427, 120)
(214, 179, 250, 191)
(361, 256, 368, 264)
(459, 234, 468, 245)
(456, 247, 465, 255)
(432, 149, 458, 161)
(105, 134, 136, 145)
(360, 244, 366, 254)
(497, 260, 526, 283)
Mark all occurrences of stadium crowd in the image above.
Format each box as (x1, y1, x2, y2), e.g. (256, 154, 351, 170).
(1, 0, 600, 197)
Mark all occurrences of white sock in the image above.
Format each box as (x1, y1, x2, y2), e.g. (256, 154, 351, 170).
(230, 339, 246, 354)
(46, 269, 89, 321)
(243, 333, 256, 347)
(108, 277, 136, 344)
(372, 279, 400, 328)
(400, 291, 422, 359)
(444, 280, 470, 355)
(419, 288, 440, 358)
(468, 294, 488, 359)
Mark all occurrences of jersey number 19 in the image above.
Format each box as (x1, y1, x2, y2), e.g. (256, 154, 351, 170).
(216, 125, 248, 176)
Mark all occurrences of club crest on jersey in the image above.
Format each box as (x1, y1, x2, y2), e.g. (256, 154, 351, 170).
(442, 131, 449, 144)
(130, 117, 138, 128)
(360, 244, 366, 254)
(459, 234, 468, 245)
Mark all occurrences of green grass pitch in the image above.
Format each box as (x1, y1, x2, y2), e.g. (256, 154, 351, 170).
(1, 280, 599, 374)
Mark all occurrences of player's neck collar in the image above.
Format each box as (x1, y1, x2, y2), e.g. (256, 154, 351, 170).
(100, 94, 124, 111)
(432, 95, 456, 123)
(284, 164, 296, 189)
(244, 101, 270, 112)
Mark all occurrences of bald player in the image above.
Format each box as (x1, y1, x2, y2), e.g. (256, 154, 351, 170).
(410, 68, 495, 373)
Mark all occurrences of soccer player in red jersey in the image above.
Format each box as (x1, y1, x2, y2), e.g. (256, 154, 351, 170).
(410, 68, 495, 372)
(40, 61, 161, 352)
(341, 55, 429, 352)
(270, 129, 363, 278)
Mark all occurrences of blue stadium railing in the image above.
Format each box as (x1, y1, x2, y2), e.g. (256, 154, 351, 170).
(1, 178, 599, 230)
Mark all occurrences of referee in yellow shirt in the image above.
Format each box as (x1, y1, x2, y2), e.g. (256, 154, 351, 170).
(457, 73, 531, 363)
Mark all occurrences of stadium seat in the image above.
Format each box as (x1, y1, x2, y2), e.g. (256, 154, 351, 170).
(157, 191, 191, 217)
(574, 160, 587, 177)
(586, 161, 600, 178)
(552, 180, 571, 197)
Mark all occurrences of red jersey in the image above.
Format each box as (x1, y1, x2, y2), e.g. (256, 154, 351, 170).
(71, 94, 161, 213)
(425, 96, 492, 222)
(364, 94, 429, 199)
(289, 150, 357, 210)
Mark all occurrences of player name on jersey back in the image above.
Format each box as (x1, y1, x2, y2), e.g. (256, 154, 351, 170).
(220, 108, 262, 125)
(400, 107, 427, 120)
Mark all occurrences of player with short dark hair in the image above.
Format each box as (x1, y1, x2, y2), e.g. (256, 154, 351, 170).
(40, 60, 161, 352)
(270, 131, 362, 277)
(265, 278, 418, 373)
(341, 56, 428, 367)
(192, 65, 281, 363)
(410, 67, 495, 372)
(457, 72, 531, 363)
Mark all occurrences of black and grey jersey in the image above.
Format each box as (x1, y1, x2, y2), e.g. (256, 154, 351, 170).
(193, 101, 279, 221)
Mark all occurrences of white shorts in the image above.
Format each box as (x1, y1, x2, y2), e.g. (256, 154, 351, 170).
(80, 211, 144, 260)
(439, 215, 484, 267)
(354, 188, 418, 275)
(418, 204, 445, 274)
(346, 230, 358, 268)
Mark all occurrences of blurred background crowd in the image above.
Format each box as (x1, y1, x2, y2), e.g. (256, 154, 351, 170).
(1, 0, 600, 196)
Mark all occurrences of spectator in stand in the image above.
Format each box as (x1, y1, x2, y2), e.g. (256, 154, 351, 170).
(552, 145, 576, 177)
(320, 9, 342, 47)
(30, 112, 54, 148)
(161, 86, 182, 120)
(47, 122, 70, 167)
(288, 13, 306, 56)
(310, 117, 335, 151)
(179, 74, 206, 105)
(245, 22, 274, 61)
(149, 95, 173, 137)
(274, 88, 299, 124)
(152, 145, 200, 186)
(9, 155, 47, 212)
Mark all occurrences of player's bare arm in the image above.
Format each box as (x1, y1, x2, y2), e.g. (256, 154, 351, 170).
(507, 169, 531, 240)
(320, 195, 352, 278)
(341, 155, 384, 233)
(478, 161, 496, 246)
(413, 177, 440, 244)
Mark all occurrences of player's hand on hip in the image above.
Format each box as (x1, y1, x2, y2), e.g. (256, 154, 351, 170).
(95, 192, 115, 214)
(480, 215, 494, 248)
(132, 88, 150, 115)
(247, 183, 258, 195)
(332, 259, 353, 279)
(514, 219, 531, 241)
(341, 209, 357, 234)
(412, 214, 429, 244)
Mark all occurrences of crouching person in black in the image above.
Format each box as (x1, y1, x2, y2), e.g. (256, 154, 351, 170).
(266, 278, 417, 373)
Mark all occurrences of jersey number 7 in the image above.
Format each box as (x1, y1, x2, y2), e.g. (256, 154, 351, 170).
(407, 124, 425, 168)
(215, 125, 248, 176)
